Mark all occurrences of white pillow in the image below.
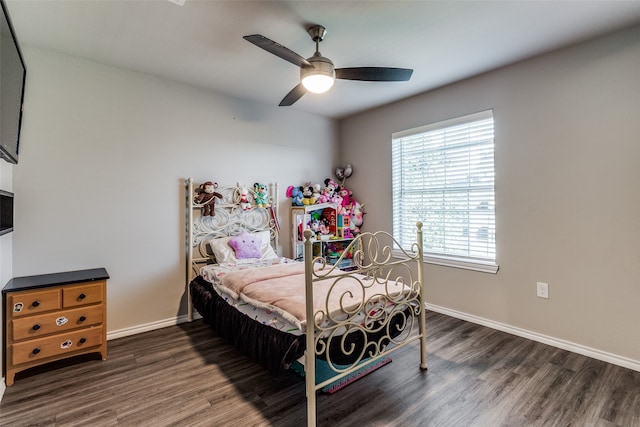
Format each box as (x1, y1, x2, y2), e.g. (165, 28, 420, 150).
(207, 230, 278, 264)
(207, 237, 236, 264)
(253, 230, 279, 260)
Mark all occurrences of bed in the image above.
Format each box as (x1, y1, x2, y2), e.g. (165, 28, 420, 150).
(185, 178, 427, 426)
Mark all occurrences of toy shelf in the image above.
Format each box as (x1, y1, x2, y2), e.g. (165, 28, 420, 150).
(290, 204, 357, 269)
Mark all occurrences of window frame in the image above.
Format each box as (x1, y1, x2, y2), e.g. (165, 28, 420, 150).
(391, 110, 498, 274)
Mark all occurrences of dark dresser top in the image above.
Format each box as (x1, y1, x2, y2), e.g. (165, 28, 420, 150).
(2, 268, 110, 294)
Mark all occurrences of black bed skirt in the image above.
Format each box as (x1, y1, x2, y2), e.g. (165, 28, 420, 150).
(190, 275, 305, 375)
(190, 275, 411, 375)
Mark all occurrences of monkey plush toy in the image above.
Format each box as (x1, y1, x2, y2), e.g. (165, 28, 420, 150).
(195, 181, 223, 216)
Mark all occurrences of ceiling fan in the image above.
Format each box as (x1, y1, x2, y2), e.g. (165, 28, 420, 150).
(243, 25, 413, 106)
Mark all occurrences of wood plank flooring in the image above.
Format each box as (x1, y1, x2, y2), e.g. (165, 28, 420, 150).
(1, 311, 639, 426)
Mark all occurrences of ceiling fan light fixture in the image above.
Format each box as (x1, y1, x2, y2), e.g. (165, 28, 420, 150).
(243, 24, 413, 106)
(301, 55, 335, 94)
(302, 73, 335, 94)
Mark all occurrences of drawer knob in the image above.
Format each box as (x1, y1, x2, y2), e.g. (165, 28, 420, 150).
(32, 348, 41, 355)
(79, 316, 87, 322)
(79, 338, 87, 344)
(78, 293, 87, 300)
(32, 323, 41, 331)
(31, 300, 41, 307)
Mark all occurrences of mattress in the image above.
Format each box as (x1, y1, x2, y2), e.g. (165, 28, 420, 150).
(200, 258, 303, 335)
(200, 259, 413, 334)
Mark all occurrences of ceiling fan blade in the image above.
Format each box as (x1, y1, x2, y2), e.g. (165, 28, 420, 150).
(279, 84, 307, 106)
(335, 67, 413, 82)
(243, 34, 312, 68)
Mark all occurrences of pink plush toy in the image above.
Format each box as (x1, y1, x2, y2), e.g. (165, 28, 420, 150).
(338, 186, 354, 214)
(319, 178, 338, 204)
(317, 186, 332, 204)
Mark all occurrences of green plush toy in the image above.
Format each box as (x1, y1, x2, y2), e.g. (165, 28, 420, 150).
(253, 183, 270, 208)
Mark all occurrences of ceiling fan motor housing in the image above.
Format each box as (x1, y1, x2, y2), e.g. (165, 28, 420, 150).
(306, 25, 327, 42)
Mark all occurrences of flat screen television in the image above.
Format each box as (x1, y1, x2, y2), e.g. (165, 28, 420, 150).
(0, 0, 26, 164)
(0, 189, 13, 235)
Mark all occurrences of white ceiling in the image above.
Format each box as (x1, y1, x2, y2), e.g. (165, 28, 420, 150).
(6, 0, 640, 119)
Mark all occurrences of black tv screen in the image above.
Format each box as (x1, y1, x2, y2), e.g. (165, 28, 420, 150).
(0, 189, 13, 235)
(0, 0, 26, 164)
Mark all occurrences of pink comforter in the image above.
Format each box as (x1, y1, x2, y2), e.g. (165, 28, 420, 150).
(219, 262, 408, 330)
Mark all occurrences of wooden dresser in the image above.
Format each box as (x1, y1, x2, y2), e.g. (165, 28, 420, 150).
(3, 268, 109, 386)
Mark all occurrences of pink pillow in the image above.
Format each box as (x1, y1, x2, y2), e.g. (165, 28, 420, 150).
(228, 231, 261, 259)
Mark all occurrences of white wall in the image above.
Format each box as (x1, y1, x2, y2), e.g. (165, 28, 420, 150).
(13, 47, 338, 333)
(340, 25, 640, 364)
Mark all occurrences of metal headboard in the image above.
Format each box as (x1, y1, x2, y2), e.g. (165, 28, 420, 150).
(185, 178, 279, 321)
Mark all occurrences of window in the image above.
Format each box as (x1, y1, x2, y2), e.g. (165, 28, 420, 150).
(392, 110, 497, 273)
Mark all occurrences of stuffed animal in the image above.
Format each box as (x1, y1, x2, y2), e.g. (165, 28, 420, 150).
(228, 231, 261, 259)
(337, 185, 354, 214)
(350, 202, 366, 235)
(309, 219, 321, 236)
(195, 181, 223, 216)
(325, 178, 338, 195)
(319, 178, 338, 203)
(330, 191, 343, 207)
(253, 183, 270, 208)
(312, 183, 322, 201)
(239, 187, 252, 211)
(318, 218, 331, 235)
(301, 183, 316, 205)
(286, 185, 304, 206)
(317, 186, 332, 204)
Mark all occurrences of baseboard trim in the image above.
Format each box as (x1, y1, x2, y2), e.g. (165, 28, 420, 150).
(104, 306, 639, 373)
(0, 378, 5, 401)
(106, 312, 201, 340)
(426, 303, 640, 373)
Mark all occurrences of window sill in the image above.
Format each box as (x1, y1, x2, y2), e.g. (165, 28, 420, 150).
(393, 250, 499, 274)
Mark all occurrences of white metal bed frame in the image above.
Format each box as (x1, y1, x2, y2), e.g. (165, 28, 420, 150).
(185, 178, 427, 427)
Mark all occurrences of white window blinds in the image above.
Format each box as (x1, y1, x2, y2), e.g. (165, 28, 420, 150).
(392, 110, 497, 272)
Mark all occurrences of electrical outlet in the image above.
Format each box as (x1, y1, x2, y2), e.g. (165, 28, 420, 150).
(537, 282, 549, 299)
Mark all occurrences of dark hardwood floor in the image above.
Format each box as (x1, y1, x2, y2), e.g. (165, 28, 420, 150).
(1, 311, 639, 426)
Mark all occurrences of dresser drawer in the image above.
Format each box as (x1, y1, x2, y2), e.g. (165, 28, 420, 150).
(7, 288, 62, 318)
(63, 282, 104, 308)
(10, 305, 104, 341)
(10, 326, 104, 366)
